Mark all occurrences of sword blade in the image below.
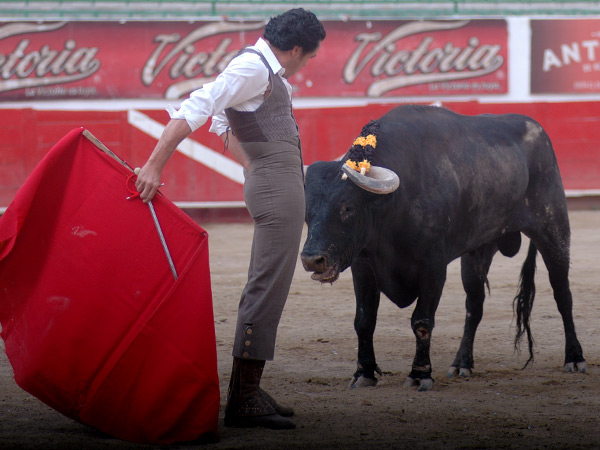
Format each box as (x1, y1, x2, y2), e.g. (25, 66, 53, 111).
(148, 200, 178, 281)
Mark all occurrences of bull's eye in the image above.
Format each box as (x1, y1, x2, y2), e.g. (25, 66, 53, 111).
(341, 204, 356, 222)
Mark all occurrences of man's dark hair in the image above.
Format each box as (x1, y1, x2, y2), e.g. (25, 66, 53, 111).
(264, 8, 326, 54)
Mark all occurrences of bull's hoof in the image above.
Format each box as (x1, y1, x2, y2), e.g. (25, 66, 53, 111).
(349, 375, 378, 388)
(447, 366, 472, 378)
(404, 377, 416, 388)
(565, 361, 586, 373)
(459, 368, 472, 378)
(404, 376, 434, 391)
(417, 379, 434, 391)
(448, 366, 473, 378)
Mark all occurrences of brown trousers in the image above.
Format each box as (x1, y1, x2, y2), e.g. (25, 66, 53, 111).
(233, 136, 305, 361)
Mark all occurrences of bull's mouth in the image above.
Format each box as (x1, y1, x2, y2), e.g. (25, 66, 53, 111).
(309, 266, 339, 284)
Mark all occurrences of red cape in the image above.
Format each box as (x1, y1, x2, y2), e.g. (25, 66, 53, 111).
(0, 129, 219, 444)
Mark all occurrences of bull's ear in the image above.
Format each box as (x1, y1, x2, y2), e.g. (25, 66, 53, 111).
(341, 164, 400, 194)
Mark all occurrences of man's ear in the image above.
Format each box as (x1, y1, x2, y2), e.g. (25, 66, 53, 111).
(291, 45, 303, 57)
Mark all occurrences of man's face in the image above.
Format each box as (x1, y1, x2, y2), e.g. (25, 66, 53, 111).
(283, 42, 321, 79)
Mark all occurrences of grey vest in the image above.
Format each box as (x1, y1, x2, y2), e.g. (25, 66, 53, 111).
(225, 49, 299, 143)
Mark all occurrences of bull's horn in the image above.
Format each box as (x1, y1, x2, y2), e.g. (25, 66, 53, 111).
(341, 164, 400, 194)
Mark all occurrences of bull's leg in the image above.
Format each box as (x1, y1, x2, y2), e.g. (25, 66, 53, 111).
(449, 245, 497, 378)
(528, 222, 586, 373)
(349, 258, 382, 388)
(405, 263, 447, 391)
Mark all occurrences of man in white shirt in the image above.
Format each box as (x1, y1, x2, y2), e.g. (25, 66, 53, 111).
(136, 9, 326, 430)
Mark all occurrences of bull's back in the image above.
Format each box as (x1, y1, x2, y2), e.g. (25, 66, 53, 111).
(377, 105, 560, 194)
(378, 105, 551, 162)
(374, 106, 562, 246)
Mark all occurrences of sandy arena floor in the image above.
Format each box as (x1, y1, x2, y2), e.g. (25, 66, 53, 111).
(1, 210, 599, 450)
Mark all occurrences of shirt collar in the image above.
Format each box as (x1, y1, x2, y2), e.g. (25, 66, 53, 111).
(254, 37, 285, 76)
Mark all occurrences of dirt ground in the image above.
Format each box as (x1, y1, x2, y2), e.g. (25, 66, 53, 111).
(1, 210, 599, 450)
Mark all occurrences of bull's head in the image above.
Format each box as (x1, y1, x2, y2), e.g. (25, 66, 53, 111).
(302, 118, 401, 283)
(301, 160, 400, 284)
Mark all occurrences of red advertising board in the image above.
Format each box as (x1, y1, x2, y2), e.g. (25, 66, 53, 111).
(531, 19, 600, 93)
(0, 19, 507, 100)
(2, 18, 598, 211)
(325, 19, 508, 97)
(1, 101, 599, 210)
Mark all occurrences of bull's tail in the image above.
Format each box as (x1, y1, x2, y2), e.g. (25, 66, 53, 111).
(513, 240, 537, 368)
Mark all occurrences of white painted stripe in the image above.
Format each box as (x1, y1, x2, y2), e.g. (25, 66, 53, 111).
(175, 201, 246, 209)
(565, 189, 600, 198)
(127, 109, 244, 185)
(5, 93, 600, 112)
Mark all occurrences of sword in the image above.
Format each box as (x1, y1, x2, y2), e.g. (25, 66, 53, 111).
(133, 167, 178, 281)
(147, 199, 178, 280)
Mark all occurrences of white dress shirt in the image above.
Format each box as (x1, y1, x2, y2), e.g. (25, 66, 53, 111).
(167, 38, 293, 137)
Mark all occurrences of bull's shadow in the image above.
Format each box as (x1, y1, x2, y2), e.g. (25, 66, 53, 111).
(301, 104, 586, 391)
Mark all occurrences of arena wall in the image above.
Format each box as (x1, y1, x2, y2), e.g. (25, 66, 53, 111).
(1, 17, 599, 213)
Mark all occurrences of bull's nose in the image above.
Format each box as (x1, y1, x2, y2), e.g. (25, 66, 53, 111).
(301, 254, 328, 272)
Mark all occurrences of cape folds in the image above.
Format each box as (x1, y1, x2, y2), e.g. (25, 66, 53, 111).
(0, 129, 219, 444)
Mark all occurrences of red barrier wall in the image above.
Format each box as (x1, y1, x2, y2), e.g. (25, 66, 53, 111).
(2, 18, 599, 211)
(1, 101, 599, 209)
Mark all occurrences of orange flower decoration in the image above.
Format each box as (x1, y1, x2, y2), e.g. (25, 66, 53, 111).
(352, 134, 377, 148)
(346, 134, 376, 174)
(358, 160, 371, 174)
(345, 159, 359, 171)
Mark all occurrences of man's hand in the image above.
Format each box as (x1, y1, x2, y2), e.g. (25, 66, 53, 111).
(135, 165, 163, 203)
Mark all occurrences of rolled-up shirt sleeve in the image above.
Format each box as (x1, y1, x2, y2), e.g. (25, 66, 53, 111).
(209, 111, 230, 136)
(166, 90, 212, 132)
(167, 55, 269, 134)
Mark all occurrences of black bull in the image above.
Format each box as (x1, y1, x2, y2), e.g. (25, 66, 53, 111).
(301, 105, 586, 391)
